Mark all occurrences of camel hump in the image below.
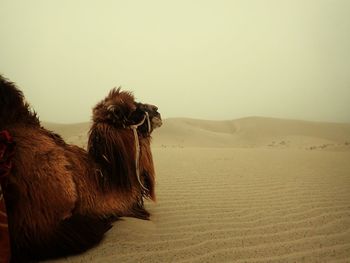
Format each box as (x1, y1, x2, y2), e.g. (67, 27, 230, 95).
(0, 75, 39, 128)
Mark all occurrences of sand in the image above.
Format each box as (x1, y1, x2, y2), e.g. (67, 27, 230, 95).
(44, 117, 350, 262)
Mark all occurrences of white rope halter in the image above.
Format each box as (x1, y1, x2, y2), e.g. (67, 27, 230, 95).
(0, 184, 3, 202)
(129, 112, 151, 192)
(0, 184, 7, 220)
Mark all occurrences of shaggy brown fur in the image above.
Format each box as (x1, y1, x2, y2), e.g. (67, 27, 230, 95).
(0, 75, 161, 262)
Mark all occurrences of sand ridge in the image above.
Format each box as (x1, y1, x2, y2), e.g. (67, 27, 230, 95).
(44, 117, 350, 150)
(43, 117, 350, 262)
(151, 117, 350, 149)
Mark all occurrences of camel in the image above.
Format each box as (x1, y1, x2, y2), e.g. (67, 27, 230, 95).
(0, 75, 162, 262)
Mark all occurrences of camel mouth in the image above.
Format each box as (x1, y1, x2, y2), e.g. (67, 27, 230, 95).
(151, 115, 162, 129)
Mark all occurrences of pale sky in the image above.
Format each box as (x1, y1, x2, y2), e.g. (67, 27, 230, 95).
(1, 0, 349, 123)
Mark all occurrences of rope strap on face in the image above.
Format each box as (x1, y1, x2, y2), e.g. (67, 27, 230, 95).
(129, 112, 150, 192)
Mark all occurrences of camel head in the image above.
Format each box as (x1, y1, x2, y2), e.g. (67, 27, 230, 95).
(88, 88, 161, 203)
(129, 102, 162, 135)
(92, 87, 162, 133)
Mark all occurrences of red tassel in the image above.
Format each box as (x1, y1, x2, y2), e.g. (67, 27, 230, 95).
(0, 130, 15, 263)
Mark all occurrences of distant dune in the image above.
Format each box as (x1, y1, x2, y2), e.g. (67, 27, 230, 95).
(43, 121, 91, 148)
(45, 117, 350, 263)
(152, 117, 350, 150)
(44, 117, 350, 150)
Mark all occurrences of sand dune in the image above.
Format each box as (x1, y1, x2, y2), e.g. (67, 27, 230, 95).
(151, 117, 350, 149)
(44, 117, 350, 150)
(44, 117, 350, 262)
(43, 122, 91, 148)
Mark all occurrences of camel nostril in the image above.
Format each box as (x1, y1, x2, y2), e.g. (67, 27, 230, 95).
(152, 105, 158, 112)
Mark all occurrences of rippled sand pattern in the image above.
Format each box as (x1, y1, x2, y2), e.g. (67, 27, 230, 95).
(44, 118, 350, 262)
(49, 147, 350, 263)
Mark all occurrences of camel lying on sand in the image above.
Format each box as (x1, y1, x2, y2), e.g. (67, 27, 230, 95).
(0, 75, 161, 262)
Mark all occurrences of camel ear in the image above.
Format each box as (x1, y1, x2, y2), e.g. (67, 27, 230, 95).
(88, 123, 134, 190)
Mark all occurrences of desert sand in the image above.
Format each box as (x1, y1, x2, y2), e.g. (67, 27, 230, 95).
(44, 117, 350, 262)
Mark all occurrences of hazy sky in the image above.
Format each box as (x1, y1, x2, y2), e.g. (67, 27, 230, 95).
(1, 0, 349, 123)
